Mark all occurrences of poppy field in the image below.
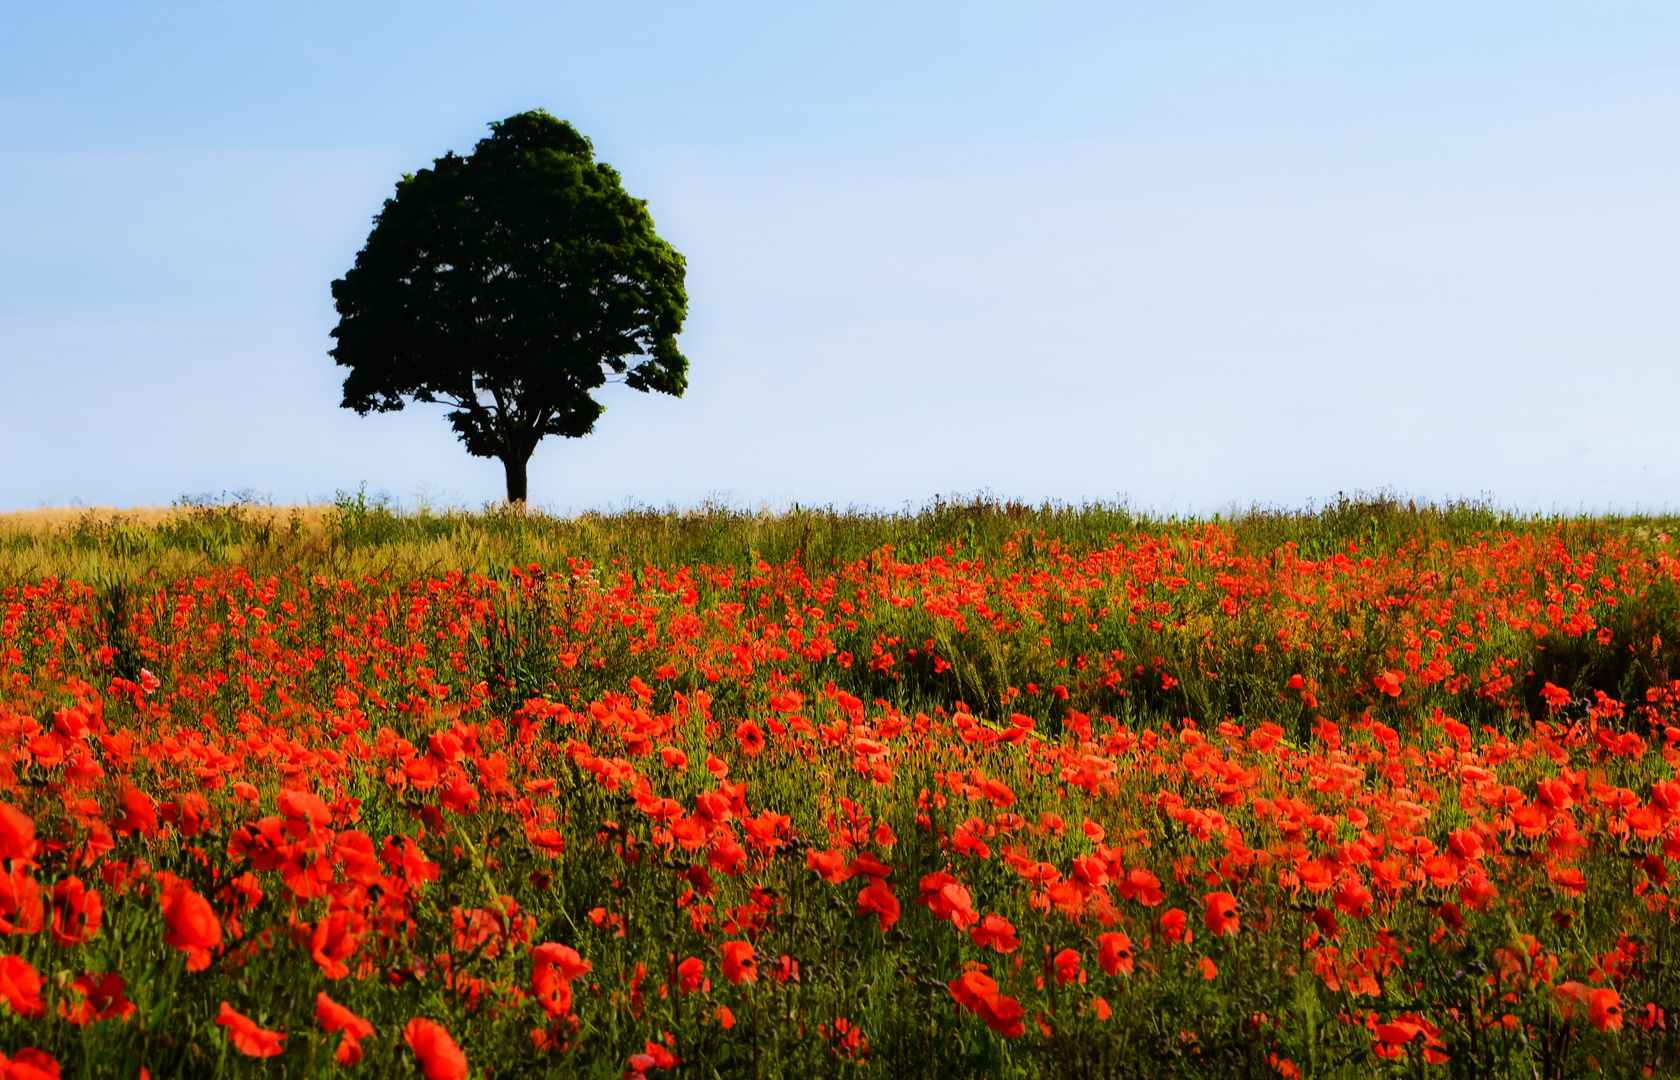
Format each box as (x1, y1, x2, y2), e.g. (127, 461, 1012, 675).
(2, 501, 1680, 1078)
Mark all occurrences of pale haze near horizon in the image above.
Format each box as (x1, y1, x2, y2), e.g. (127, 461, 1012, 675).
(2, 2, 1677, 516)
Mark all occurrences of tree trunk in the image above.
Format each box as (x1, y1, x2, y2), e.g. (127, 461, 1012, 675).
(501, 453, 529, 504)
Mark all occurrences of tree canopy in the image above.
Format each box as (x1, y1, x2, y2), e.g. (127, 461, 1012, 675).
(330, 111, 688, 503)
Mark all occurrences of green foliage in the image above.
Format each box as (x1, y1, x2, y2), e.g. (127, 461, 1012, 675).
(330, 111, 689, 503)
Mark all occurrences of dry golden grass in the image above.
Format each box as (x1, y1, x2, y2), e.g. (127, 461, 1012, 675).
(0, 505, 335, 538)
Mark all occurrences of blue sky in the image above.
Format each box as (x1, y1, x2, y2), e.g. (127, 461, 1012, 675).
(3, 2, 1678, 513)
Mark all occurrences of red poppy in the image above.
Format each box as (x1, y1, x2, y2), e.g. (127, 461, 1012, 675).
(0, 866, 42, 936)
(970, 914, 1020, 954)
(532, 942, 592, 1018)
(1589, 988, 1623, 1033)
(1202, 891, 1239, 937)
(660, 747, 688, 769)
(533, 942, 592, 982)
(216, 1002, 285, 1058)
(628, 1039, 681, 1074)
(404, 1018, 468, 1080)
(1118, 867, 1165, 906)
(111, 785, 157, 838)
(1334, 880, 1373, 916)
(161, 880, 222, 971)
(1098, 932, 1134, 976)
(949, 971, 1025, 1038)
(277, 788, 333, 827)
(1160, 908, 1191, 945)
(1554, 981, 1592, 1023)
(734, 721, 765, 757)
(856, 881, 900, 931)
(721, 941, 757, 985)
(0, 955, 45, 1018)
(1053, 948, 1082, 985)
(0, 804, 36, 861)
(47, 880, 100, 947)
(1548, 867, 1588, 897)
(949, 969, 998, 1010)
(0, 1048, 60, 1080)
(676, 957, 706, 993)
(806, 848, 854, 883)
(333, 831, 383, 884)
(439, 775, 481, 815)
(310, 909, 365, 979)
(1372, 1019, 1422, 1060)
(976, 992, 1026, 1038)
(916, 872, 978, 929)
(58, 972, 133, 1026)
(317, 992, 374, 1066)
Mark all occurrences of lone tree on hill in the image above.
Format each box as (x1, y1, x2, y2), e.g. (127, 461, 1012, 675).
(330, 111, 689, 504)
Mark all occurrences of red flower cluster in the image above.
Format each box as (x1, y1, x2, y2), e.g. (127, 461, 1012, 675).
(0, 520, 1673, 1072)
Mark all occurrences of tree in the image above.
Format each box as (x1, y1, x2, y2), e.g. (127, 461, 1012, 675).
(330, 111, 688, 504)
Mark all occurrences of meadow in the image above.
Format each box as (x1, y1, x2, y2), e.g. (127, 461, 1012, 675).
(1, 495, 1679, 1078)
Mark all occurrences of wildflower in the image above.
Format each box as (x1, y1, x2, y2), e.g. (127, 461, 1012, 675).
(975, 992, 1026, 1038)
(532, 942, 591, 1018)
(1372, 1019, 1422, 1060)
(527, 827, 567, 857)
(676, 957, 706, 993)
(1589, 988, 1623, 1033)
(1053, 948, 1082, 985)
(721, 941, 756, 984)
(734, 722, 765, 756)
(1098, 932, 1134, 976)
(216, 1002, 285, 1058)
(948, 969, 1024, 1038)
(660, 747, 688, 769)
(970, 914, 1020, 954)
(917, 872, 978, 928)
(311, 909, 366, 979)
(49, 877, 102, 947)
(111, 786, 158, 838)
(59, 973, 133, 1026)
(0, 805, 36, 860)
(1160, 908, 1191, 945)
(1203, 891, 1239, 936)
(1334, 880, 1372, 916)
(404, 1018, 469, 1080)
(1554, 981, 1592, 1023)
(317, 992, 375, 1065)
(278, 788, 333, 827)
(0, 955, 45, 1018)
(949, 969, 998, 1010)
(856, 881, 900, 931)
(0, 867, 42, 937)
(1548, 866, 1588, 897)
(806, 848, 853, 883)
(160, 879, 222, 971)
(0, 1048, 60, 1080)
(628, 1040, 681, 1076)
(1118, 867, 1165, 906)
